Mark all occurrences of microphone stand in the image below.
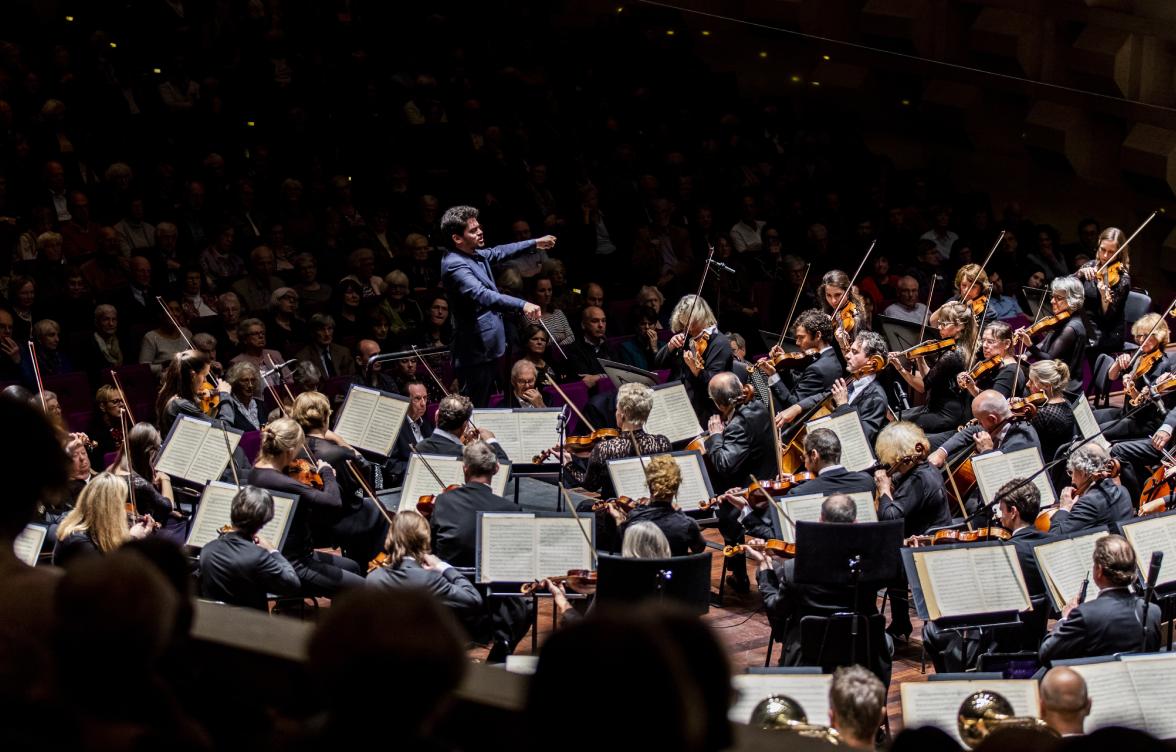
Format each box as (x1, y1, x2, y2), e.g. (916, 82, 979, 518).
(554, 410, 568, 511)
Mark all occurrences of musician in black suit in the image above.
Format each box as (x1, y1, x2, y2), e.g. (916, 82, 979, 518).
(1040, 534, 1161, 662)
(828, 331, 890, 447)
(618, 454, 705, 557)
(761, 309, 843, 426)
(744, 494, 891, 684)
(734, 428, 875, 541)
(704, 371, 778, 592)
(387, 380, 435, 484)
(413, 393, 510, 464)
(428, 440, 529, 662)
(922, 478, 1050, 673)
(1048, 444, 1134, 536)
(654, 294, 734, 422)
(198, 486, 301, 611)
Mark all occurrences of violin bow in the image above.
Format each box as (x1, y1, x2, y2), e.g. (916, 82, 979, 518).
(1121, 293, 1176, 376)
(154, 296, 196, 351)
(966, 293, 994, 370)
(678, 242, 717, 364)
(117, 402, 137, 514)
(832, 240, 876, 318)
(557, 483, 598, 568)
(218, 420, 241, 490)
(109, 369, 137, 425)
(1008, 290, 1048, 400)
(625, 429, 653, 497)
(959, 230, 1005, 304)
(544, 377, 597, 433)
(535, 317, 569, 361)
(751, 474, 796, 537)
(766, 387, 785, 479)
(411, 345, 480, 434)
(776, 262, 811, 349)
(27, 340, 46, 411)
(916, 275, 937, 345)
(346, 458, 394, 525)
(410, 444, 448, 491)
(265, 354, 296, 406)
(1095, 210, 1158, 279)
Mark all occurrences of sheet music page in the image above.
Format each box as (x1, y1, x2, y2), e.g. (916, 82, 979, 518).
(807, 412, 875, 472)
(1034, 534, 1106, 610)
(971, 451, 1013, 505)
(971, 545, 1031, 613)
(155, 416, 206, 478)
(490, 466, 510, 497)
(401, 454, 465, 512)
(644, 383, 703, 443)
(1004, 447, 1055, 506)
(187, 482, 238, 548)
(1070, 662, 1146, 732)
(777, 493, 825, 544)
(471, 410, 521, 460)
(185, 428, 239, 486)
(332, 386, 379, 448)
(263, 492, 296, 549)
(478, 513, 537, 582)
(919, 548, 985, 619)
(728, 675, 832, 725)
(13, 524, 45, 566)
(1121, 654, 1176, 738)
(673, 452, 711, 511)
(516, 411, 564, 466)
(1067, 532, 1106, 601)
(1120, 516, 1176, 586)
(535, 518, 593, 578)
(1073, 396, 1112, 450)
(362, 394, 409, 455)
(607, 456, 653, 500)
(900, 680, 1040, 745)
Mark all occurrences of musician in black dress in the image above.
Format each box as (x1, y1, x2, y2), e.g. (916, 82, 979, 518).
(1094, 313, 1172, 441)
(930, 263, 990, 326)
(956, 321, 1026, 399)
(615, 454, 705, 557)
(1013, 276, 1087, 394)
(654, 294, 734, 422)
(1027, 360, 1075, 469)
(1075, 226, 1131, 362)
(890, 301, 974, 433)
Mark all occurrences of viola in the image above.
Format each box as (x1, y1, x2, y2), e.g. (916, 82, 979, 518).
(968, 295, 989, 317)
(839, 301, 857, 335)
(723, 539, 796, 558)
(965, 355, 1003, 382)
(1139, 462, 1176, 516)
(1022, 311, 1071, 339)
(891, 338, 957, 361)
(416, 483, 461, 518)
(752, 347, 818, 372)
(907, 526, 1010, 547)
(520, 569, 597, 595)
(1131, 373, 1176, 407)
(1037, 459, 1121, 531)
(532, 428, 621, 463)
(285, 458, 324, 490)
(367, 552, 388, 573)
(1008, 391, 1047, 418)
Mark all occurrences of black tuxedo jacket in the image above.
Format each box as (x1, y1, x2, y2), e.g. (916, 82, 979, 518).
(1049, 477, 1134, 536)
(430, 482, 517, 568)
(705, 399, 778, 492)
(414, 430, 510, 464)
(654, 331, 735, 421)
(878, 462, 953, 537)
(1039, 587, 1161, 662)
(366, 558, 483, 615)
(833, 378, 888, 447)
(770, 348, 843, 411)
(388, 415, 436, 479)
(939, 420, 1041, 460)
(743, 467, 876, 540)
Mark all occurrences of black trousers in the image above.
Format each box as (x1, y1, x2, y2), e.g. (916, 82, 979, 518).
(1094, 406, 1160, 442)
(293, 551, 365, 597)
(457, 361, 499, 408)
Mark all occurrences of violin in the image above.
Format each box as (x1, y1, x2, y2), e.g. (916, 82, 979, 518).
(1133, 348, 1165, 381)
(891, 338, 957, 361)
(906, 526, 1010, 547)
(692, 331, 710, 361)
(532, 428, 621, 463)
(1131, 372, 1176, 407)
(1102, 260, 1123, 288)
(968, 295, 989, 317)
(520, 569, 598, 595)
(590, 495, 651, 513)
(285, 458, 324, 490)
(367, 552, 388, 573)
(751, 347, 818, 372)
(1021, 311, 1071, 339)
(839, 301, 857, 335)
(723, 539, 796, 558)
(1036, 459, 1121, 531)
(1008, 391, 1047, 417)
(416, 483, 461, 518)
(965, 354, 1003, 382)
(1140, 460, 1176, 515)
(698, 474, 813, 510)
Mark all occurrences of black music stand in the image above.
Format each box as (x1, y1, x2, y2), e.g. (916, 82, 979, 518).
(595, 552, 712, 615)
(793, 520, 905, 668)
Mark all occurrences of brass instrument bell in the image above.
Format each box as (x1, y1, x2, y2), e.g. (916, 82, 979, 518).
(957, 690, 1058, 749)
(749, 695, 841, 744)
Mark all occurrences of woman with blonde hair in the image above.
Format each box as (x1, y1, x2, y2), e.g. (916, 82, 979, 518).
(366, 510, 482, 623)
(614, 454, 704, 557)
(53, 473, 156, 566)
(931, 263, 989, 326)
(248, 416, 364, 594)
(655, 294, 733, 420)
(1028, 360, 1075, 465)
(890, 301, 975, 432)
(1076, 226, 1131, 358)
(1095, 313, 1170, 441)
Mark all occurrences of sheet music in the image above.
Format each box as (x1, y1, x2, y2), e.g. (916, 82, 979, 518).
(972, 448, 1054, 506)
(900, 680, 1039, 745)
(1120, 515, 1176, 586)
(728, 674, 832, 725)
(472, 409, 563, 465)
(478, 513, 536, 583)
(773, 491, 877, 543)
(920, 548, 984, 619)
(607, 456, 654, 500)
(332, 386, 408, 455)
(401, 454, 509, 512)
(187, 428, 239, 486)
(1072, 396, 1112, 451)
(1034, 533, 1107, 609)
(971, 545, 1031, 612)
(644, 383, 703, 443)
(535, 518, 594, 578)
(807, 412, 875, 472)
(672, 452, 712, 511)
(1120, 654, 1176, 738)
(333, 386, 380, 446)
(187, 481, 295, 549)
(155, 416, 208, 478)
(1070, 661, 1146, 733)
(14, 524, 46, 566)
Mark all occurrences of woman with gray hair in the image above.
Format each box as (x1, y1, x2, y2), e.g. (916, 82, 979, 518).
(1045, 443, 1134, 535)
(216, 361, 262, 431)
(1013, 275, 1087, 393)
(655, 294, 734, 421)
(562, 382, 672, 497)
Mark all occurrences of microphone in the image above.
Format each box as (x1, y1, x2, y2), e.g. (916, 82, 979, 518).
(1146, 550, 1163, 596)
(1077, 570, 1090, 604)
(710, 260, 737, 274)
(260, 358, 297, 376)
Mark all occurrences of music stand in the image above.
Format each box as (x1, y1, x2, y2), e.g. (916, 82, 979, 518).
(594, 552, 712, 615)
(793, 520, 905, 667)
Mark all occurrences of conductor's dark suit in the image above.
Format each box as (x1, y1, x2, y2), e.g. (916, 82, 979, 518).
(1048, 477, 1134, 536)
(742, 467, 875, 540)
(1039, 587, 1161, 662)
(654, 328, 734, 422)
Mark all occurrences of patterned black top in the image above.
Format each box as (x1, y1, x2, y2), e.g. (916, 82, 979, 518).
(1032, 401, 1074, 464)
(566, 428, 672, 497)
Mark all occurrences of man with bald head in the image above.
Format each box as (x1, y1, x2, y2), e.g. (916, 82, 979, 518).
(1039, 667, 1091, 736)
(882, 275, 927, 324)
(353, 339, 397, 393)
(565, 305, 617, 392)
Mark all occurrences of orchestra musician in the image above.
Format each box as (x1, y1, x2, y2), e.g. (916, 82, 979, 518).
(1039, 534, 1160, 661)
(704, 371, 778, 593)
(1039, 668, 1092, 737)
(563, 382, 671, 496)
(956, 321, 1026, 399)
(196, 486, 301, 610)
(1112, 399, 1176, 502)
(388, 379, 434, 484)
(414, 393, 510, 463)
(1013, 276, 1087, 393)
(890, 301, 974, 433)
(921, 478, 1049, 673)
(765, 309, 844, 427)
(429, 440, 531, 663)
(52, 472, 156, 567)
(110, 422, 186, 545)
(732, 428, 874, 541)
(154, 350, 229, 436)
(930, 263, 989, 326)
(817, 269, 866, 350)
(248, 417, 365, 595)
(830, 331, 890, 446)
(1027, 361, 1075, 468)
(654, 294, 733, 422)
(1094, 313, 1172, 440)
(1047, 444, 1134, 536)
(1075, 226, 1131, 361)
(609, 454, 705, 557)
(828, 666, 887, 750)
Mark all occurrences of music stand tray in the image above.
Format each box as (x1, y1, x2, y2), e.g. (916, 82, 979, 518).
(793, 520, 905, 589)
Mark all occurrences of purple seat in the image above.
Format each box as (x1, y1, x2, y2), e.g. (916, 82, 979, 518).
(43, 372, 93, 417)
(605, 335, 634, 352)
(239, 430, 261, 464)
(655, 369, 671, 384)
(487, 393, 505, 408)
(322, 376, 355, 403)
(104, 364, 157, 425)
(103, 451, 119, 469)
(544, 380, 589, 435)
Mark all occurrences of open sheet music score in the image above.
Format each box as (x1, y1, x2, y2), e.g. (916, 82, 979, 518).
(186, 481, 298, 551)
(900, 679, 1040, 745)
(806, 412, 876, 472)
(1067, 654, 1176, 737)
(971, 447, 1055, 507)
(1119, 510, 1176, 588)
(1031, 529, 1109, 610)
(642, 382, 704, 444)
(332, 385, 410, 456)
(14, 524, 46, 566)
(772, 491, 877, 544)
(475, 513, 593, 583)
(1072, 396, 1112, 451)
(728, 674, 831, 725)
(471, 408, 564, 465)
(909, 542, 1031, 620)
(401, 454, 511, 512)
(607, 450, 713, 511)
(155, 416, 242, 485)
